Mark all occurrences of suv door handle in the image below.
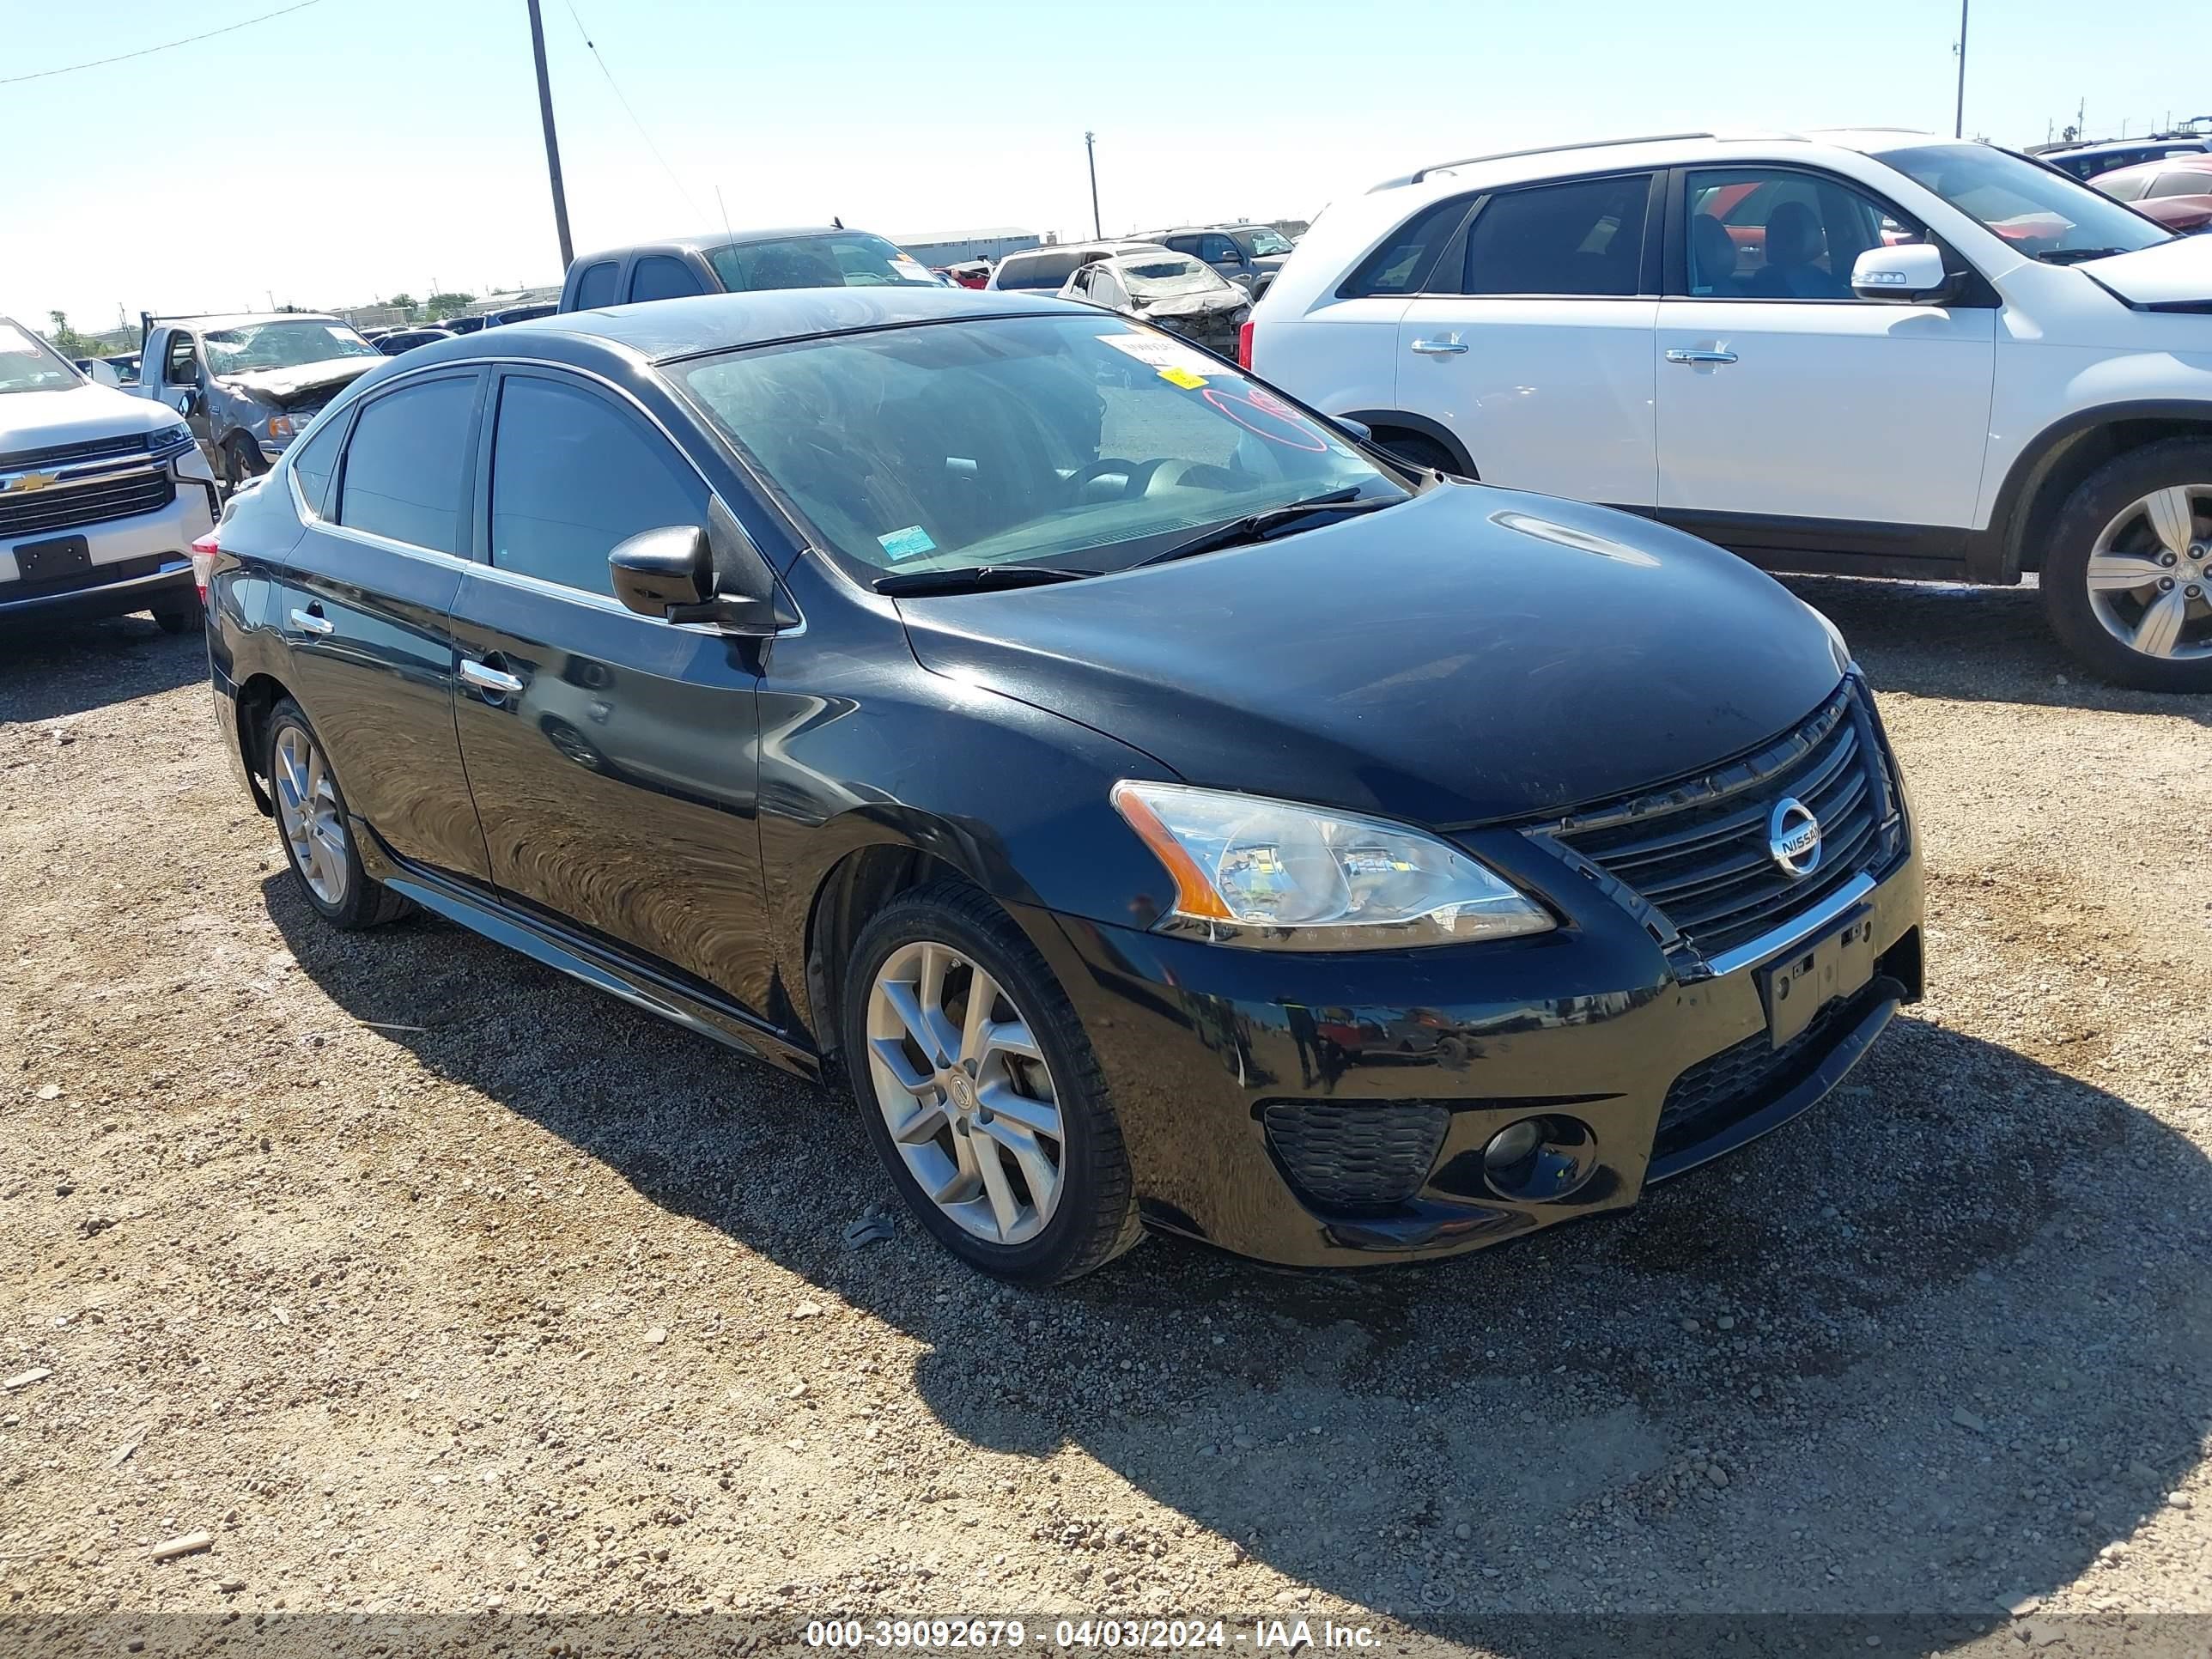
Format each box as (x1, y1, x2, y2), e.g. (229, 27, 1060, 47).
(288, 605, 333, 636)
(459, 658, 526, 699)
(1665, 348, 1739, 365)
(1409, 337, 1468, 355)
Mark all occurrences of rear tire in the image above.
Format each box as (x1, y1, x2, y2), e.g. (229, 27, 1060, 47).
(2039, 440, 2212, 692)
(841, 879, 1142, 1285)
(265, 698, 410, 930)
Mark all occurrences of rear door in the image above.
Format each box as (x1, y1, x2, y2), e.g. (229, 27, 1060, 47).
(1653, 165, 1996, 551)
(444, 368, 773, 1014)
(280, 369, 493, 881)
(1394, 171, 1662, 506)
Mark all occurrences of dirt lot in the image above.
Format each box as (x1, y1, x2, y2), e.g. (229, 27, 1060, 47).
(3, 579, 2209, 1656)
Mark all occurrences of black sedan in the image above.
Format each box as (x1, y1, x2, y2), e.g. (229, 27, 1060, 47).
(200, 288, 1923, 1283)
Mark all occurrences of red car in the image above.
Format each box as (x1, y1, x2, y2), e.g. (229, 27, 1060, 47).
(2087, 153, 2212, 234)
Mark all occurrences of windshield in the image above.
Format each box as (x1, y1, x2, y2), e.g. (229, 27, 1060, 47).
(675, 313, 1407, 580)
(203, 319, 380, 374)
(1116, 256, 1234, 298)
(708, 233, 939, 293)
(0, 320, 85, 393)
(1237, 228, 1294, 257)
(1881, 143, 2173, 260)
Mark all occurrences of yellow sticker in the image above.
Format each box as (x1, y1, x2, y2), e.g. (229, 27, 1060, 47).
(1158, 365, 1208, 389)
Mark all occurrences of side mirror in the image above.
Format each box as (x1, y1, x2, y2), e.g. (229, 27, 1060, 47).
(608, 516, 790, 635)
(1334, 417, 1375, 445)
(1851, 242, 1950, 303)
(173, 388, 202, 417)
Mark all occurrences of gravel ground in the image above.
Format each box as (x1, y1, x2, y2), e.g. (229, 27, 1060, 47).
(3, 578, 2209, 1656)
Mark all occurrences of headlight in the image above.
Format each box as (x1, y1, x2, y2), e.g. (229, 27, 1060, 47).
(1111, 781, 1553, 951)
(146, 422, 192, 453)
(1804, 601, 1852, 675)
(264, 413, 297, 441)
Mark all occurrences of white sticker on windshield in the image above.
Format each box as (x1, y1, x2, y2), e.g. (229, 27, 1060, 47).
(1097, 333, 1223, 379)
(893, 259, 937, 283)
(878, 525, 937, 562)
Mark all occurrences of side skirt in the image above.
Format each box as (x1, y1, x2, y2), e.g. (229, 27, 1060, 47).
(362, 835, 822, 1082)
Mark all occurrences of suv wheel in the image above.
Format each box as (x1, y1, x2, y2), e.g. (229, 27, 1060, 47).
(266, 699, 410, 929)
(2042, 441, 2212, 690)
(151, 590, 204, 635)
(1376, 431, 1458, 476)
(842, 880, 1143, 1285)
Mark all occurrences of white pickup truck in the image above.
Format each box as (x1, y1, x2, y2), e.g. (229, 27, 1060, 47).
(1, 317, 217, 635)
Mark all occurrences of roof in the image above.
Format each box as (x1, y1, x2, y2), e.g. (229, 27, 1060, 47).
(1365, 128, 1952, 195)
(568, 227, 847, 266)
(475, 286, 1080, 364)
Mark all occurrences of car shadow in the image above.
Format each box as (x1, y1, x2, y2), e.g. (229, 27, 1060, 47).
(0, 616, 204, 725)
(1777, 573, 2212, 726)
(264, 874, 2211, 1643)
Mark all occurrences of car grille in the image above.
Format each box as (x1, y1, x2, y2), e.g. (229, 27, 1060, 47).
(1552, 683, 1899, 961)
(0, 431, 155, 472)
(1260, 1098, 1450, 1214)
(0, 471, 175, 541)
(1653, 985, 1881, 1160)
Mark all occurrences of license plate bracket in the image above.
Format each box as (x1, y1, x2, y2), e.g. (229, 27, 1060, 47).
(13, 534, 92, 584)
(1758, 908, 1877, 1049)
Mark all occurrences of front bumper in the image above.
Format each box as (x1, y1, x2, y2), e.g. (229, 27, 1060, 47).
(0, 480, 213, 623)
(1031, 819, 1923, 1268)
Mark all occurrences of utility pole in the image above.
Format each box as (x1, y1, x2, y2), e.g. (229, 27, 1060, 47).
(1084, 131, 1102, 240)
(1952, 0, 1969, 139)
(525, 0, 574, 270)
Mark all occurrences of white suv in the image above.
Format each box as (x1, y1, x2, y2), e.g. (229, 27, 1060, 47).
(1249, 130, 2212, 690)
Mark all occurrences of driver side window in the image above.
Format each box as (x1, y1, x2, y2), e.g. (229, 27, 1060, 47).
(1680, 169, 1928, 301)
(165, 334, 199, 386)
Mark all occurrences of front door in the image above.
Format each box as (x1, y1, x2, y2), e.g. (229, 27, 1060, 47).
(1655, 166, 1996, 549)
(1394, 170, 1662, 507)
(444, 368, 774, 1016)
(283, 369, 492, 883)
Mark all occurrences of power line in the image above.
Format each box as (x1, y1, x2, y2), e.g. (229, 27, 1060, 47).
(0, 0, 326, 87)
(556, 0, 705, 222)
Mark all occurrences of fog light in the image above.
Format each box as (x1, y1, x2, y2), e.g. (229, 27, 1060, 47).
(1483, 1119, 1545, 1170)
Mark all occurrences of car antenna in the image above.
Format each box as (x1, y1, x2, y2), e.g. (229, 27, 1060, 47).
(716, 184, 736, 247)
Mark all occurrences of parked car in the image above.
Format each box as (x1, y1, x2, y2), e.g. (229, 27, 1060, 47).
(440, 315, 489, 336)
(1057, 252, 1250, 356)
(560, 228, 939, 310)
(941, 260, 993, 289)
(104, 352, 142, 386)
(2088, 153, 2212, 234)
(134, 312, 385, 494)
(483, 302, 558, 328)
(201, 288, 1921, 1284)
(374, 327, 458, 356)
(2026, 135, 2209, 183)
(1250, 128, 2212, 691)
(2, 315, 216, 633)
(985, 240, 1171, 293)
(1140, 223, 1297, 296)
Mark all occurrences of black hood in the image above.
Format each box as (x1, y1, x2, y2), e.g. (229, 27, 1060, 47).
(897, 484, 1844, 827)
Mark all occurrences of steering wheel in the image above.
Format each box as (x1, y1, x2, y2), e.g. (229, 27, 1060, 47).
(1064, 458, 1164, 501)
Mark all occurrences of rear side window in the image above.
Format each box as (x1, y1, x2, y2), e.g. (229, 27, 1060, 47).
(572, 261, 619, 307)
(2148, 170, 2211, 198)
(630, 256, 706, 302)
(335, 376, 476, 554)
(1458, 173, 1652, 297)
(996, 252, 1080, 289)
(1339, 195, 1472, 296)
(289, 414, 345, 518)
(488, 376, 702, 598)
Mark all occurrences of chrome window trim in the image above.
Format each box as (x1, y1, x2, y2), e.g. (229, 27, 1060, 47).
(291, 353, 805, 635)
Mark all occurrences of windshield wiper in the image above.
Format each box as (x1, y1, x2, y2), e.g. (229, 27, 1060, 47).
(2036, 246, 2134, 265)
(872, 563, 1100, 597)
(1132, 488, 1394, 568)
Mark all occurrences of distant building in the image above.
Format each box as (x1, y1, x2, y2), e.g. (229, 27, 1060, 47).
(892, 228, 1041, 267)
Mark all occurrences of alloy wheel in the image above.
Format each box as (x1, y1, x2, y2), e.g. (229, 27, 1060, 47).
(273, 726, 349, 908)
(2085, 483, 2212, 662)
(864, 939, 1064, 1246)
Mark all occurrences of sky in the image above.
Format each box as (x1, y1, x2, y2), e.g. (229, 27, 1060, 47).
(4, 0, 2206, 331)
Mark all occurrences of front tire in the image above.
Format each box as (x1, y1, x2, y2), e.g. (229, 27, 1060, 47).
(265, 699, 410, 930)
(222, 434, 264, 496)
(2040, 441, 2212, 691)
(151, 590, 204, 635)
(842, 879, 1142, 1285)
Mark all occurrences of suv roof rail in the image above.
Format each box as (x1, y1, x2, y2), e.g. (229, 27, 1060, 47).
(1375, 132, 1722, 191)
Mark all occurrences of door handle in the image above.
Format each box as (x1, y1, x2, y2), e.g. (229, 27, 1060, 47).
(459, 658, 526, 698)
(288, 605, 333, 636)
(1665, 348, 1739, 365)
(1409, 337, 1468, 355)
